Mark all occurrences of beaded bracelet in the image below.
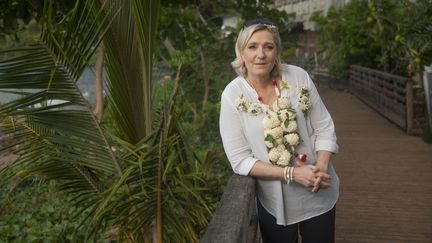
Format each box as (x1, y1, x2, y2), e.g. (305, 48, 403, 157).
(283, 166, 289, 183)
(284, 166, 296, 184)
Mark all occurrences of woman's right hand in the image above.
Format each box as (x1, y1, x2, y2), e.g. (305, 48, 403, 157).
(292, 165, 331, 191)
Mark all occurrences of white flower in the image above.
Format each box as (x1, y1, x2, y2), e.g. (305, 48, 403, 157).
(264, 129, 284, 148)
(284, 133, 300, 146)
(280, 119, 288, 130)
(277, 98, 290, 110)
(270, 114, 281, 127)
(288, 110, 297, 120)
(276, 138, 283, 145)
(299, 102, 309, 111)
(264, 126, 284, 139)
(297, 87, 312, 117)
(299, 97, 311, 111)
(247, 103, 263, 116)
(262, 114, 280, 129)
(300, 95, 309, 103)
(268, 147, 281, 162)
(280, 80, 290, 90)
(236, 85, 309, 168)
(272, 98, 290, 112)
(282, 120, 297, 133)
(278, 110, 288, 122)
(271, 126, 284, 139)
(276, 144, 286, 153)
(297, 86, 309, 96)
(235, 94, 248, 111)
(276, 150, 291, 166)
(264, 140, 274, 148)
(262, 115, 273, 129)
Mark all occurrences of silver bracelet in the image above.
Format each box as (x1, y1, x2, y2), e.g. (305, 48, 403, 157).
(289, 166, 294, 183)
(284, 166, 289, 183)
(286, 166, 291, 184)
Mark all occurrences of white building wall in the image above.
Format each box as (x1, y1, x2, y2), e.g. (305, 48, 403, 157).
(221, 15, 240, 37)
(275, 0, 349, 30)
(222, 15, 239, 30)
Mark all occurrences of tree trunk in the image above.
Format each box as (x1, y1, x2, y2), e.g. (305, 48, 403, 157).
(93, 43, 105, 123)
(173, 63, 182, 96)
(200, 50, 209, 108)
(163, 38, 176, 56)
(153, 110, 165, 243)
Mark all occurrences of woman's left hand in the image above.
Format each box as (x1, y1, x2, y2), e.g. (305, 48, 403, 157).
(312, 151, 332, 192)
(311, 171, 331, 193)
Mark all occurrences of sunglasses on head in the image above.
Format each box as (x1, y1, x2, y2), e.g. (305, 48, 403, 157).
(243, 18, 277, 28)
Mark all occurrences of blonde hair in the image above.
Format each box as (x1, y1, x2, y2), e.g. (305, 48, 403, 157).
(231, 24, 282, 78)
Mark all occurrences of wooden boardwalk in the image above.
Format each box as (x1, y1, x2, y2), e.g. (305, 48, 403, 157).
(318, 86, 432, 243)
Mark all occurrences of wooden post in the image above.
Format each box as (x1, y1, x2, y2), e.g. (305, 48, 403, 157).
(200, 175, 260, 243)
(406, 80, 413, 135)
(93, 43, 104, 123)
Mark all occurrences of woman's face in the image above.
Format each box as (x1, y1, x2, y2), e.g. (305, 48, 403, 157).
(241, 29, 277, 79)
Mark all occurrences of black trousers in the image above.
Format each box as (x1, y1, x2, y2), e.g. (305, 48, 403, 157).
(257, 199, 336, 243)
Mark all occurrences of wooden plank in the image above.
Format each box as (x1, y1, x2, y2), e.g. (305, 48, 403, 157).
(349, 65, 412, 132)
(351, 65, 408, 86)
(200, 175, 260, 243)
(406, 81, 413, 135)
(324, 85, 432, 242)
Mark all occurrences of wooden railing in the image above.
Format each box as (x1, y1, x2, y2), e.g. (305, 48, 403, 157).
(200, 174, 260, 243)
(310, 67, 348, 91)
(349, 65, 414, 134)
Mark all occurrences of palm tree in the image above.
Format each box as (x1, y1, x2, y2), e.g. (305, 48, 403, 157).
(0, 0, 214, 242)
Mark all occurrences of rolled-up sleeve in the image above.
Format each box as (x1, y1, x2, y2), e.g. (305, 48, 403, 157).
(219, 92, 258, 175)
(307, 76, 339, 153)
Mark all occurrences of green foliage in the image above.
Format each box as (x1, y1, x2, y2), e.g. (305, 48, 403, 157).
(0, 182, 88, 242)
(311, 0, 432, 78)
(0, 0, 77, 41)
(0, 0, 295, 241)
(157, 0, 295, 156)
(154, 3, 294, 239)
(0, 0, 228, 241)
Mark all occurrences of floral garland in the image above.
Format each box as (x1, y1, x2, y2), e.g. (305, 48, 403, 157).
(234, 80, 311, 167)
(297, 87, 312, 117)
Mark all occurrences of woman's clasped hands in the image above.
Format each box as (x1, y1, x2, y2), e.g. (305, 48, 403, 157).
(292, 161, 331, 193)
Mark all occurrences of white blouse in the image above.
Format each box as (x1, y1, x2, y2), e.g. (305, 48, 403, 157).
(219, 64, 339, 225)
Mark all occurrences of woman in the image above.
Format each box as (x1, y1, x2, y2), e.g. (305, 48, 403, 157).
(219, 19, 339, 243)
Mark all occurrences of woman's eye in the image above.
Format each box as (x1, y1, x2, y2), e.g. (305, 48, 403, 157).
(265, 45, 274, 50)
(248, 45, 257, 50)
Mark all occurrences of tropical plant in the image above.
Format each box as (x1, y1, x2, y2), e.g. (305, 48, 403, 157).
(0, 0, 220, 242)
(157, 0, 295, 152)
(0, 0, 76, 42)
(0, 181, 89, 242)
(311, 0, 432, 79)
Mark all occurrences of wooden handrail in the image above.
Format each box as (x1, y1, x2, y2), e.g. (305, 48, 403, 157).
(200, 174, 260, 243)
(349, 65, 413, 134)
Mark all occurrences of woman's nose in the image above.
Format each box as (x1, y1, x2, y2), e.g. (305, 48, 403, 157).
(257, 47, 265, 58)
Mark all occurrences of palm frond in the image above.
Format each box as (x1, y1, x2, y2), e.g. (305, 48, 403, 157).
(0, 0, 121, 208)
(1, 0, 219, 241)
(102, 0, 159, 144)
(131, 0, 160, 136)
(85, 99, 214, 241)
